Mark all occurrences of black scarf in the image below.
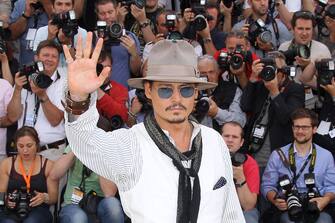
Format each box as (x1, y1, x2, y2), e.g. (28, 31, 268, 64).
(144, 113, 202, 223)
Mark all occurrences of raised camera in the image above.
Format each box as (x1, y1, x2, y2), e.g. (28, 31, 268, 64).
(165, 14, 183, 40)
(315, 58, 335, 86)
(230, 152, 247, 166)
(259, 58, 276, 81)
(281, 44, 310, 65)
(118, 0, 145, 9)
(19, 61, 53, 91)
(249, 19, 272, 46)
(51, 10, 78, 37)
(97, 21, 125, 46)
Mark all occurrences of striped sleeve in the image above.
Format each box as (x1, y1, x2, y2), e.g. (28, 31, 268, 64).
(65, 102, 143, 192)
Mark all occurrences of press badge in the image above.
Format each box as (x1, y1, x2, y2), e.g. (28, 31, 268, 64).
(71, 187, 84, 204)
(26, 28, 37, 50)
(24, 114, 35, 127)
(305, 88, 314, 101)
(253, 125, 265, 138)
(316, 121, 331, 136)
(329, 129, 335, 138)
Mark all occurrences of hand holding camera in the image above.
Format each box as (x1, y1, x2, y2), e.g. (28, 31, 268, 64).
(14, 72, 28, 91)
(207, 98, 218, 118)
(295, 56, 311, 69)
(117, 2, 129, 25)
(232, 165, 245, 183)
(219, 0, 233, 17)
(130, 4, 147, 24)
(120, 35, 137, 56)
(183, 8, 195, 23)
(320, 77, 335, 97)
(250, 59, 263, 81)
(25, 0, 38, 17)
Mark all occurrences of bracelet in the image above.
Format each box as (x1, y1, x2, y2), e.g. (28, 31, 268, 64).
(235, 180, 247, 188)
(43, 193, 50, 204)
(61, 92, 91, 115)
(39, 96, 49, 103)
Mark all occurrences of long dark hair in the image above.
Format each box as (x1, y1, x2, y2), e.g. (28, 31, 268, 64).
(13, 126, 41, 152)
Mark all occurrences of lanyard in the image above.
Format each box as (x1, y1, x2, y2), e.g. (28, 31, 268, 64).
(18, 157, 36, 193)
(288, 143, 316, 185)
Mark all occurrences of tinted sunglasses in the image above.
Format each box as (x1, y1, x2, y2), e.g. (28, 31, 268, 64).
(157, 86, 195, 99)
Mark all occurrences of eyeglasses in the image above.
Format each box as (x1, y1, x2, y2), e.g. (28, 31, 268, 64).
(156, 86, 195, 99)
(292, 125, 313, 131)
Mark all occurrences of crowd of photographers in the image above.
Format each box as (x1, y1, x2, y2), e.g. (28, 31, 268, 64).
(0, 0, 335, 222)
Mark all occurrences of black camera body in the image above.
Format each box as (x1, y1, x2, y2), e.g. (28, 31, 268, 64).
(217, 46, 252, 71)
(278, 175, 304, 222)
(190, 0, 210, 31)
(315, 0, 329, 37)
(315, 58, 335, 86)
(51, 10, 78, 37)
(230, 152, 247, 166)
(97, 21, 125, 46)
(165, 14, 183, 40)
(304, 173, 321, 223)
(135, 89, 152, 114)
(6, 188, 32, 219)
(31, 1, 43, 10)
(259, 58, 277, 81)
(19, 61, 53, 91)
(118, 0, 145, 9)
(281, 44, 310, 65)
(249, 18, 272, 46)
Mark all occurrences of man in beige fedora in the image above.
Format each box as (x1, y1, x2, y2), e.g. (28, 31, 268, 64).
(62, 32, 245, 223)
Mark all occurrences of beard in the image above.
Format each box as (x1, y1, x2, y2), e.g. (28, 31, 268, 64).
(295, 135, 312, 145)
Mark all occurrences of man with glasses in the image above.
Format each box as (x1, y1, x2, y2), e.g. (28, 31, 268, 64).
(262, 108, 335, 223)
(62, 33, 245, 222)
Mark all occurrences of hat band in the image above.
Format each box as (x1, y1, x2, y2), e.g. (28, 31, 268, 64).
(147, 65, 198, 77)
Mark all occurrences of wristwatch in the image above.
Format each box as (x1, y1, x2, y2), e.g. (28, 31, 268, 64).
(139, 20, 150, 29)
(22, 12, 31, 20)
(235, 180, 247, 188)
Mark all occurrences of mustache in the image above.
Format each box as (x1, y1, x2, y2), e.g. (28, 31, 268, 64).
(165, 103, 187, 111)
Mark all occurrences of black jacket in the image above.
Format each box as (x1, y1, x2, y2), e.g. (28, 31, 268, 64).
(241, 79, 305, 151)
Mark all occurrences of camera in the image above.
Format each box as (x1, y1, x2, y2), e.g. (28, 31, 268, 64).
(118, 0, 145, 9)
(97, 21, 125, 46)
(0, 21, 11, 54)
(249, 18, 272, 46)
(278, 66, 297, 78)
(217, 46, 252, 71)
(51, 10, 78, 37)
(190, 0, 210, 31)
(278, 175, 304, 222)
(281, 44, 310, 65)
(304, 173, 320, 223)
(6, 187, 32, 219)
(222, 0, 243, 9)
(193, 84, 210, 122)
(230, 152, 247, 166)
(315, 58, 335, 86)
(19, 61, 53, 91)
(135, 89, 152, 113)
(259, 58, 277, 81)
(97, 115, 124, 131)
(165, 14, 183, 40)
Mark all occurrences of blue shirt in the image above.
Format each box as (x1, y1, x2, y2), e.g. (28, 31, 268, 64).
(10, 0, 49, 64)
(110, 31, 140, 89)
(262, 143, 335, 198)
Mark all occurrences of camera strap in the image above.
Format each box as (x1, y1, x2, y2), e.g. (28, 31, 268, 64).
(78, 165, 92, 192)
(289, 143, 317, 185)
(18, 156, 36, 193)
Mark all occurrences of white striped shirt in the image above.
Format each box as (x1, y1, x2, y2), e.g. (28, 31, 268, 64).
(65, 93, 245, 222)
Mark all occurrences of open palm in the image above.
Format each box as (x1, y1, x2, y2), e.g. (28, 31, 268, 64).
(63, 32, 110, 100)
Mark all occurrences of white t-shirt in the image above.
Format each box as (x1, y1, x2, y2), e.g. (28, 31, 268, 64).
(17, 70, 66, 145)
(0, 79, 13, 155)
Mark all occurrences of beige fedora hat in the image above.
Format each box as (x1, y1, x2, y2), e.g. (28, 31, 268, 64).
(127, 39, 217, 90)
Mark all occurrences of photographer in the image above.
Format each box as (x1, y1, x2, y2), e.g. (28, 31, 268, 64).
(96, 0, 141, 88)
(181, 2, 227, 52)
(9, 0, 53, 64)
(232, 0, 291, 57)
(0, 126, 58, 223)
(213, 31, 258, 89)
(262, 108, 335, 223)
(196, 55, 246, 130)
(49, 146, 124, 223)
(142, 10, 203, 60)
(6, 40, 65, 161)
(222, 121, 260, 223)
(33, 0, 88, 67)
(96, 49, 128, 125)
(241, 52, 305, 169)
(320, 4, 335, 56)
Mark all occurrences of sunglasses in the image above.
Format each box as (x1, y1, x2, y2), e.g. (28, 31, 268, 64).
(157, 86, 196, 99)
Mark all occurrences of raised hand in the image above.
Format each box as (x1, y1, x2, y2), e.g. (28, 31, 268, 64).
(63, 32, 110, 101)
